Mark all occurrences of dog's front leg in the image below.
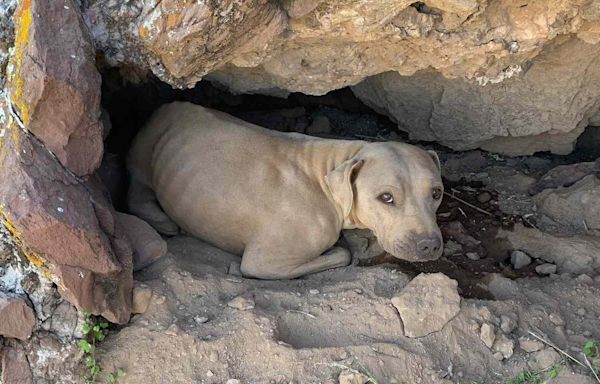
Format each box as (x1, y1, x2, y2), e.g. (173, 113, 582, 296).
(240, 246, 351, 280)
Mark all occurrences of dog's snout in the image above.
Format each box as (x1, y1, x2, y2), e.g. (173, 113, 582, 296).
(416, 235, 442, 259)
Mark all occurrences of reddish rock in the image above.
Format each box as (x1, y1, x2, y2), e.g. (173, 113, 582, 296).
(115, 212, 167, 271)
(0, 103, 132, 323)
(8, 0, 103, 176)
(1, 346, 33, 384)
(0, 293, 35, 340)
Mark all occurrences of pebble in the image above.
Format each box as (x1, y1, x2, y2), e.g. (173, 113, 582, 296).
(309, 289, 320, 295)
(500, 315, 517, 334)
(338, 370, 369, 384)
(577, 308, 586, 316)
(576, 274, 594, 285)
(131, 284, 153, 314)
(477, 191, 492, 203)
(492, 352, 504, 361)
(466, 252, 480, 261)
(226, 380, 241, 384)
(519, 337, 544, 353)
(443, 240, 462, 257)
(528, 348, 561, 371)
(195, 316, 209, 324)
(510, 250, 532, 269)
(206, 370, 214, 377)
(493, 334, 514, 359)
(479, 323, 495, 348)
(549, 313, 565, 326)
(227, 296, 255, 311)
(228, 262, 242, 276)
(536, 263, 557, 275)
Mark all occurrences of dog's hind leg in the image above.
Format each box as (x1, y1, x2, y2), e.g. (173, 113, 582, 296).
(240, 246, 351, 280)
(127, 177, 179, 236)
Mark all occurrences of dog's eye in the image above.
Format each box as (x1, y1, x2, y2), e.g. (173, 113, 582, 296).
(432, 187, 443, 200)
(377, 192, 394, 205)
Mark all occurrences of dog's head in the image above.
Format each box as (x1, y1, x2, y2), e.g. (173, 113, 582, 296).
(326, 142, 443, 262)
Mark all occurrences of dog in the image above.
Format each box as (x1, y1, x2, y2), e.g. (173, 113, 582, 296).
(127, 102, 444, 279)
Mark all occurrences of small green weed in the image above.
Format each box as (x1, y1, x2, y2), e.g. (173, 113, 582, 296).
(78, 311, 125, 383)
(507, 364, 563, 384)
(507, 370, 543, 384)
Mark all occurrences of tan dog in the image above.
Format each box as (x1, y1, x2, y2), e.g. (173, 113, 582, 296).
(127, 102, 444, 279)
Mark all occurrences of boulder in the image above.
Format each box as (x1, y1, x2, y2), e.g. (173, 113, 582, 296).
(8, 0, 103, 176)
(352, 36, 600, 155)
(391, 273, 460, 338)
(0, 292, 35, 340)
(534, 175, 600, 232)
(529, 161, 599, 195)
(499, 224, 600, 274)
(0, 106, 132, 324)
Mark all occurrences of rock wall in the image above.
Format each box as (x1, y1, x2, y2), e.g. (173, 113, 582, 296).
(0, 0, 132, 323)
(84, 0, 600, 154)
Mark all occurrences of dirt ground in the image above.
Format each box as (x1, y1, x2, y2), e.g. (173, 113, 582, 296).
(95, 235, 599, 384)
(92, 148, 600, 384)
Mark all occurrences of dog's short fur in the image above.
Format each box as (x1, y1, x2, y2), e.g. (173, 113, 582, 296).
(127, 102, 444, 279)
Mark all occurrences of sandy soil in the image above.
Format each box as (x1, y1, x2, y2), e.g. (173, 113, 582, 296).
(94, 233, 600, 384)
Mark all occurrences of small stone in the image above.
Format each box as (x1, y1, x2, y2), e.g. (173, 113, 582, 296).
(206, 370, 214, 377)
(228, 262, 242, 276)
(583, 330, 592, 337)
(493, 352, 505, 361)
(493, 334, 514, 359)
(500, 315, 517, 333)
(443, 240, 462, 256)
(577, 308, 586, 316)
(338, 370, 369, 384)
(549, 313, 565, 326)
(519, 337, 544, 352)
(536, 263, 557, 275)
(227, 296, 255, 311)
(131, 284, 153, 314)
(466, 252, 480, 260)
(195, 316, 209, 324)
(480, 323, 495, 348)
(477, 192, 492, 203)
(165, 324, 179, 336)
(576, 274, 594, 284)
(309, 289, 320, 295)
(510, 250, 532, 269)
(0, 293, 36, 340)
(528, 348, 561, 371)
(391, 273, 461, 338)
(226, 380, 241, 384)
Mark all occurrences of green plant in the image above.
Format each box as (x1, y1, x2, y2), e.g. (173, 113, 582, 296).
(507, 370, 543, 384)
(583, 341, 599, 359)
(78, 311, 125, 383)
(507, 361, 565, 384)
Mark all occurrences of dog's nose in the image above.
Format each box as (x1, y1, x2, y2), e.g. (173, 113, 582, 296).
(416, 235, 442, 259)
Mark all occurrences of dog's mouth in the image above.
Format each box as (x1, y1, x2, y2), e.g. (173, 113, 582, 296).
(379, 239, 443, 262)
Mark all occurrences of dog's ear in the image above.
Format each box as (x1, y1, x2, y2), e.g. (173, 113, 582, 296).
(325, 159, 364, 219)
(427, 150, 441, 171)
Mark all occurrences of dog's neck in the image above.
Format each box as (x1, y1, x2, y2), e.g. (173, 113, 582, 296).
(301, 138, 367, 230)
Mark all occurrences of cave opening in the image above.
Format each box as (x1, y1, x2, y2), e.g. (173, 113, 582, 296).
(98, 69, 600, 300)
